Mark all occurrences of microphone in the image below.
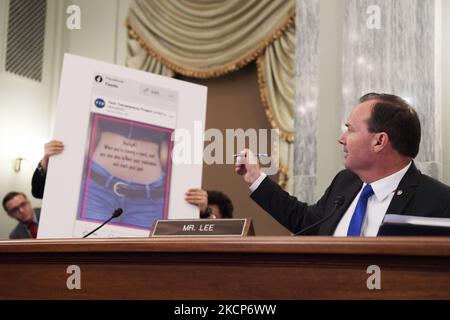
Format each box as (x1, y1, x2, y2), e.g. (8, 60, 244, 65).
(82, 208, 123, 238)
(294, 196, 345, 236)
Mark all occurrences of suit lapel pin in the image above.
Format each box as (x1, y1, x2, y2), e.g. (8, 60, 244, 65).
(396, 190, 403, 196)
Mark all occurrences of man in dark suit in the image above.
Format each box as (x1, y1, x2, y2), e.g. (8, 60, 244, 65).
(2, 192, 40, 239)
(236, 93, 450, 236)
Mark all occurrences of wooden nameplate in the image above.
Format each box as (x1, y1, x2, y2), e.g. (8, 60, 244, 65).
(151, 218, 255, 237)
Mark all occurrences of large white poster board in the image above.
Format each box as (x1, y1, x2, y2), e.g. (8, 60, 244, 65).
(38, 54, 207, 238)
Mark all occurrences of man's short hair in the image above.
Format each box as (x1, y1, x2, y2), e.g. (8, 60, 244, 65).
(360, 93, 421, 158)
(207, 191, 233, 218)
(2, 192, 27, 212)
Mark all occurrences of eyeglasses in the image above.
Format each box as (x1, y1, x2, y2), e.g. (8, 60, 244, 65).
(7, 201, 29, 215)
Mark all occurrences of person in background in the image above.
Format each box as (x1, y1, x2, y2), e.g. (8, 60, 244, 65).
(185, 189, 234, 219)
(2, 192, 40, 239)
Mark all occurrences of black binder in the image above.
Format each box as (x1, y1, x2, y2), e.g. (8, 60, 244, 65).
(378, 222, 450, 236)
(378, 214, 450, 236)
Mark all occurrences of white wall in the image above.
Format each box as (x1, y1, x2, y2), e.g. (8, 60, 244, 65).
(443, 0, 450, 184)
(316, 0, 344, 196)
(0, 0, 130, 239)
(0, 0, 62, 238)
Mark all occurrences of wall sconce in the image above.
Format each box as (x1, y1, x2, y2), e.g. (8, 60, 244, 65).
(14, 157, 25, 173)
(8, 138, 47, 173)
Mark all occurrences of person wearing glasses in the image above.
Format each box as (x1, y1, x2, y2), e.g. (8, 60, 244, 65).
(2, 192, 39, 239)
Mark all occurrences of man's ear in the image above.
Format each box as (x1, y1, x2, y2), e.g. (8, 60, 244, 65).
(373, 132, 389, 152)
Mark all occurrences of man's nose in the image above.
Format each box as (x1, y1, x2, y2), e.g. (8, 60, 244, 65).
(338, 133, 345, 145)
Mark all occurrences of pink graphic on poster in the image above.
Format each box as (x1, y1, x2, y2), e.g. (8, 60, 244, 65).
(78, 113, 173, 230)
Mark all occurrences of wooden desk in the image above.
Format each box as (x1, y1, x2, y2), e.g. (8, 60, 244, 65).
(0, 237, 449, 299)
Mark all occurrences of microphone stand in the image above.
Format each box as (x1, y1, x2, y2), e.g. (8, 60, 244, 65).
(82, 208, 123, 238)
(294, 197, 345, 236)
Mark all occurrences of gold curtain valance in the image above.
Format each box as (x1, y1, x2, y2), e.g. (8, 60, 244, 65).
(127, 0, 295, 78)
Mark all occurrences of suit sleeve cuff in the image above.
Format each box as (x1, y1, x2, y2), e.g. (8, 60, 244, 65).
(249, 173, 267, 193)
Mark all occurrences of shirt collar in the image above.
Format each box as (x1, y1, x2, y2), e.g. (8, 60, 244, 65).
(20, 209, 38, 226)
(365, 162, 412, 202)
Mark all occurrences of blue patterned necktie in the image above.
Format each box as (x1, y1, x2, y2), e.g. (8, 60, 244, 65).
(347, 184, 374, 236)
